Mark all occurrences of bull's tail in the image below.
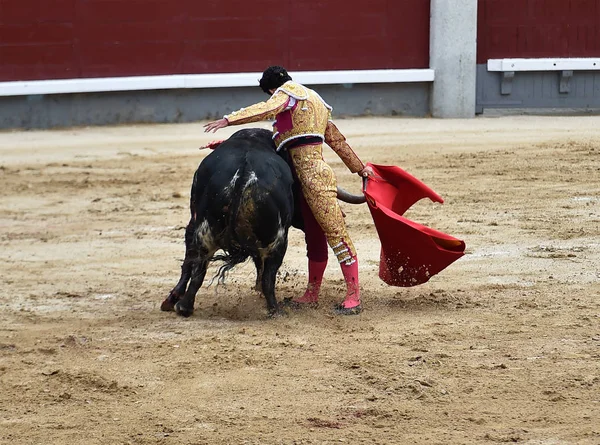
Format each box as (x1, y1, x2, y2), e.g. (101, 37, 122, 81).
(206, 165, 266, 284)
(210, 250, 250, 284)
(207, 169, 257, 284)
(226, 167, 261, 247)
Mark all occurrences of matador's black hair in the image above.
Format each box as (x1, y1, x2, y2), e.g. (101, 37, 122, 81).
(259, 66, 292, 94)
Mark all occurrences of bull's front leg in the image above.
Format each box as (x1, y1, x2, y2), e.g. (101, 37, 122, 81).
(161, 259, 192, 311)
(174, 258, 209, 318)
(161, 221, 196, 311)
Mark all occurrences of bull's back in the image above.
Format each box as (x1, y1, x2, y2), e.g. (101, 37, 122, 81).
(192, 130, 293, 251)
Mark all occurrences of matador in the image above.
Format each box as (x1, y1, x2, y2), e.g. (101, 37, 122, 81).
(205, 66, 373, 315)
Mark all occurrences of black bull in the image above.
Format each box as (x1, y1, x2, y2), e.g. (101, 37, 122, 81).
(161, 128, 364, 317)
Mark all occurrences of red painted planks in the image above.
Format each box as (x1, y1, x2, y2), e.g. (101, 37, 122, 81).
(78, 42, 185, 77)
(384, 0, 430, 69)
(287, 0, 429, 70)
(183, 39, 288, 74)
(478, 0, 600, 62)
(0, 23, 75, 45)
(78, 22, 183, 44)
(0, 44, 77, 80)
(183, 0, 281, 19)
(0, 0, 76, 23)
(77, 0, 186, 23)
(183, 16, 285, 42)
(0, 0, 430, 82)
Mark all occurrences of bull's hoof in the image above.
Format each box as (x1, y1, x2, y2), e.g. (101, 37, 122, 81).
(174, 302, 194, 318)
(161, 290, 182, 312)
(282, 297, 318, 310)
(160, 299, 176, 312)
(333, 303, 362, 316)
(267, 307, 287, 319)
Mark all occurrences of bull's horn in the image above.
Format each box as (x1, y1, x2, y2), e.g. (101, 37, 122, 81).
(337, 187, 366, 204)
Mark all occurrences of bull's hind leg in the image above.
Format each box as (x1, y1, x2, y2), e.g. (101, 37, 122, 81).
(252, 256, 264, 293)
(260, 240, 287, 317)
(162, 221, 196, 311)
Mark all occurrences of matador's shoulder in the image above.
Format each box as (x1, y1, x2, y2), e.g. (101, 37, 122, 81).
(274, 81, 309, 100)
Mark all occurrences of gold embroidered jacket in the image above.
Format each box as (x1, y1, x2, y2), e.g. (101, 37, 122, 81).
(224, 81, 364, 173)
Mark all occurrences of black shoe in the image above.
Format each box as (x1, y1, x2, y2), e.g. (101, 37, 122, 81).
(282, 297, 318, 310)
(333, 303, 362, 316)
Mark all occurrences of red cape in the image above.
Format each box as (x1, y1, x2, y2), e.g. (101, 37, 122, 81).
(363, 163, 465, 286)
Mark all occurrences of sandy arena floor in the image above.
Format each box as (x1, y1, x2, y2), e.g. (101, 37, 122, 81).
(1, 116, 599, 444)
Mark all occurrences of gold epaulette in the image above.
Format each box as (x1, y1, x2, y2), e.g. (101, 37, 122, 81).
(274, 81, 309, 101)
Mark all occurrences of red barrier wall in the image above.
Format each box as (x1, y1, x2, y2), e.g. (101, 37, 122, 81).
(0, 0, 430, 82)
(478, 0, 600, 63)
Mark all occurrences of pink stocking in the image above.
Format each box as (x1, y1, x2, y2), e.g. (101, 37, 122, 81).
(340, 257, 360, 309)
(294, 259, 327, 304)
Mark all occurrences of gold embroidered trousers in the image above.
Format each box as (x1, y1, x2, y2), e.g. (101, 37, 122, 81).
(289, 143, 357, 264)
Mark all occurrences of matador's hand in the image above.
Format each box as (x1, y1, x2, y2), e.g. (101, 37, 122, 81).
(204, 118, 229, 133)
(200, 140, 225, 150)
(358, 165, 374, 178)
